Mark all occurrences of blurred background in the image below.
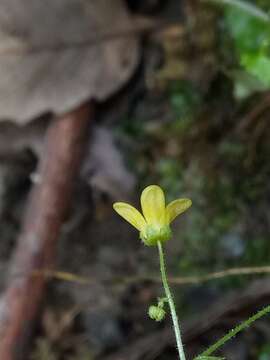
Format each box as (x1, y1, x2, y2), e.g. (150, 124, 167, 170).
(0, 0, 270, 359)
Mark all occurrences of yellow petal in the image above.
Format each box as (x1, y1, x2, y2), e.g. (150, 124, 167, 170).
(166, 199, 192, 224)
(141, 185, 166, 225)
(113, 202, 146, 231)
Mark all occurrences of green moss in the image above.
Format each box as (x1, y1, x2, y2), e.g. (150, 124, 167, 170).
(156, 158, 185, 202)
(169, 80, 202, 119)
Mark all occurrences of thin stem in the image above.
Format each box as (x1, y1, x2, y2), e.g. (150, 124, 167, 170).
(201, 0, 270, 23)
(200, 304, 270, 357)
(157, 241, 186, 360)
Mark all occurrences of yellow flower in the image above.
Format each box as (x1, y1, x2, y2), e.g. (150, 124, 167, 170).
(113, 185, 192, 246)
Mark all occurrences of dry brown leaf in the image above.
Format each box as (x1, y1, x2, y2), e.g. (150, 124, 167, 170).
(0, 0, 140, 122)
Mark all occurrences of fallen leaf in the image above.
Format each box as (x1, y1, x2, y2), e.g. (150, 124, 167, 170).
(0, 0, 140, 122)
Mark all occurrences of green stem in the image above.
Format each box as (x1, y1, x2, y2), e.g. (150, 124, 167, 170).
(201, 0, 270, 23)
(200, 304, 270, 357)
(157, 241, 186, 360)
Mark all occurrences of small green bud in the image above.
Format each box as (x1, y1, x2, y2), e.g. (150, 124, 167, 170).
(140, 225, 172, 246)
(148, 305, 166, 322)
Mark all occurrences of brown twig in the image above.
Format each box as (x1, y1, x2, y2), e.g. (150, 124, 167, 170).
(0, 102, 93, 360)
(30, 265, 270, 287)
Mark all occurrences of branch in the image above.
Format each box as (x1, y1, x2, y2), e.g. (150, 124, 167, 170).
(0, 102, 93, 360)
(31, 265, 270, 286)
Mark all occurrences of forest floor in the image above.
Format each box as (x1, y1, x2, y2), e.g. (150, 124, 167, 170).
(0, 0, 270, 359)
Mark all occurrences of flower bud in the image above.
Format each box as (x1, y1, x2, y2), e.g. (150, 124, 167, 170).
(148, 305, 166, 322)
